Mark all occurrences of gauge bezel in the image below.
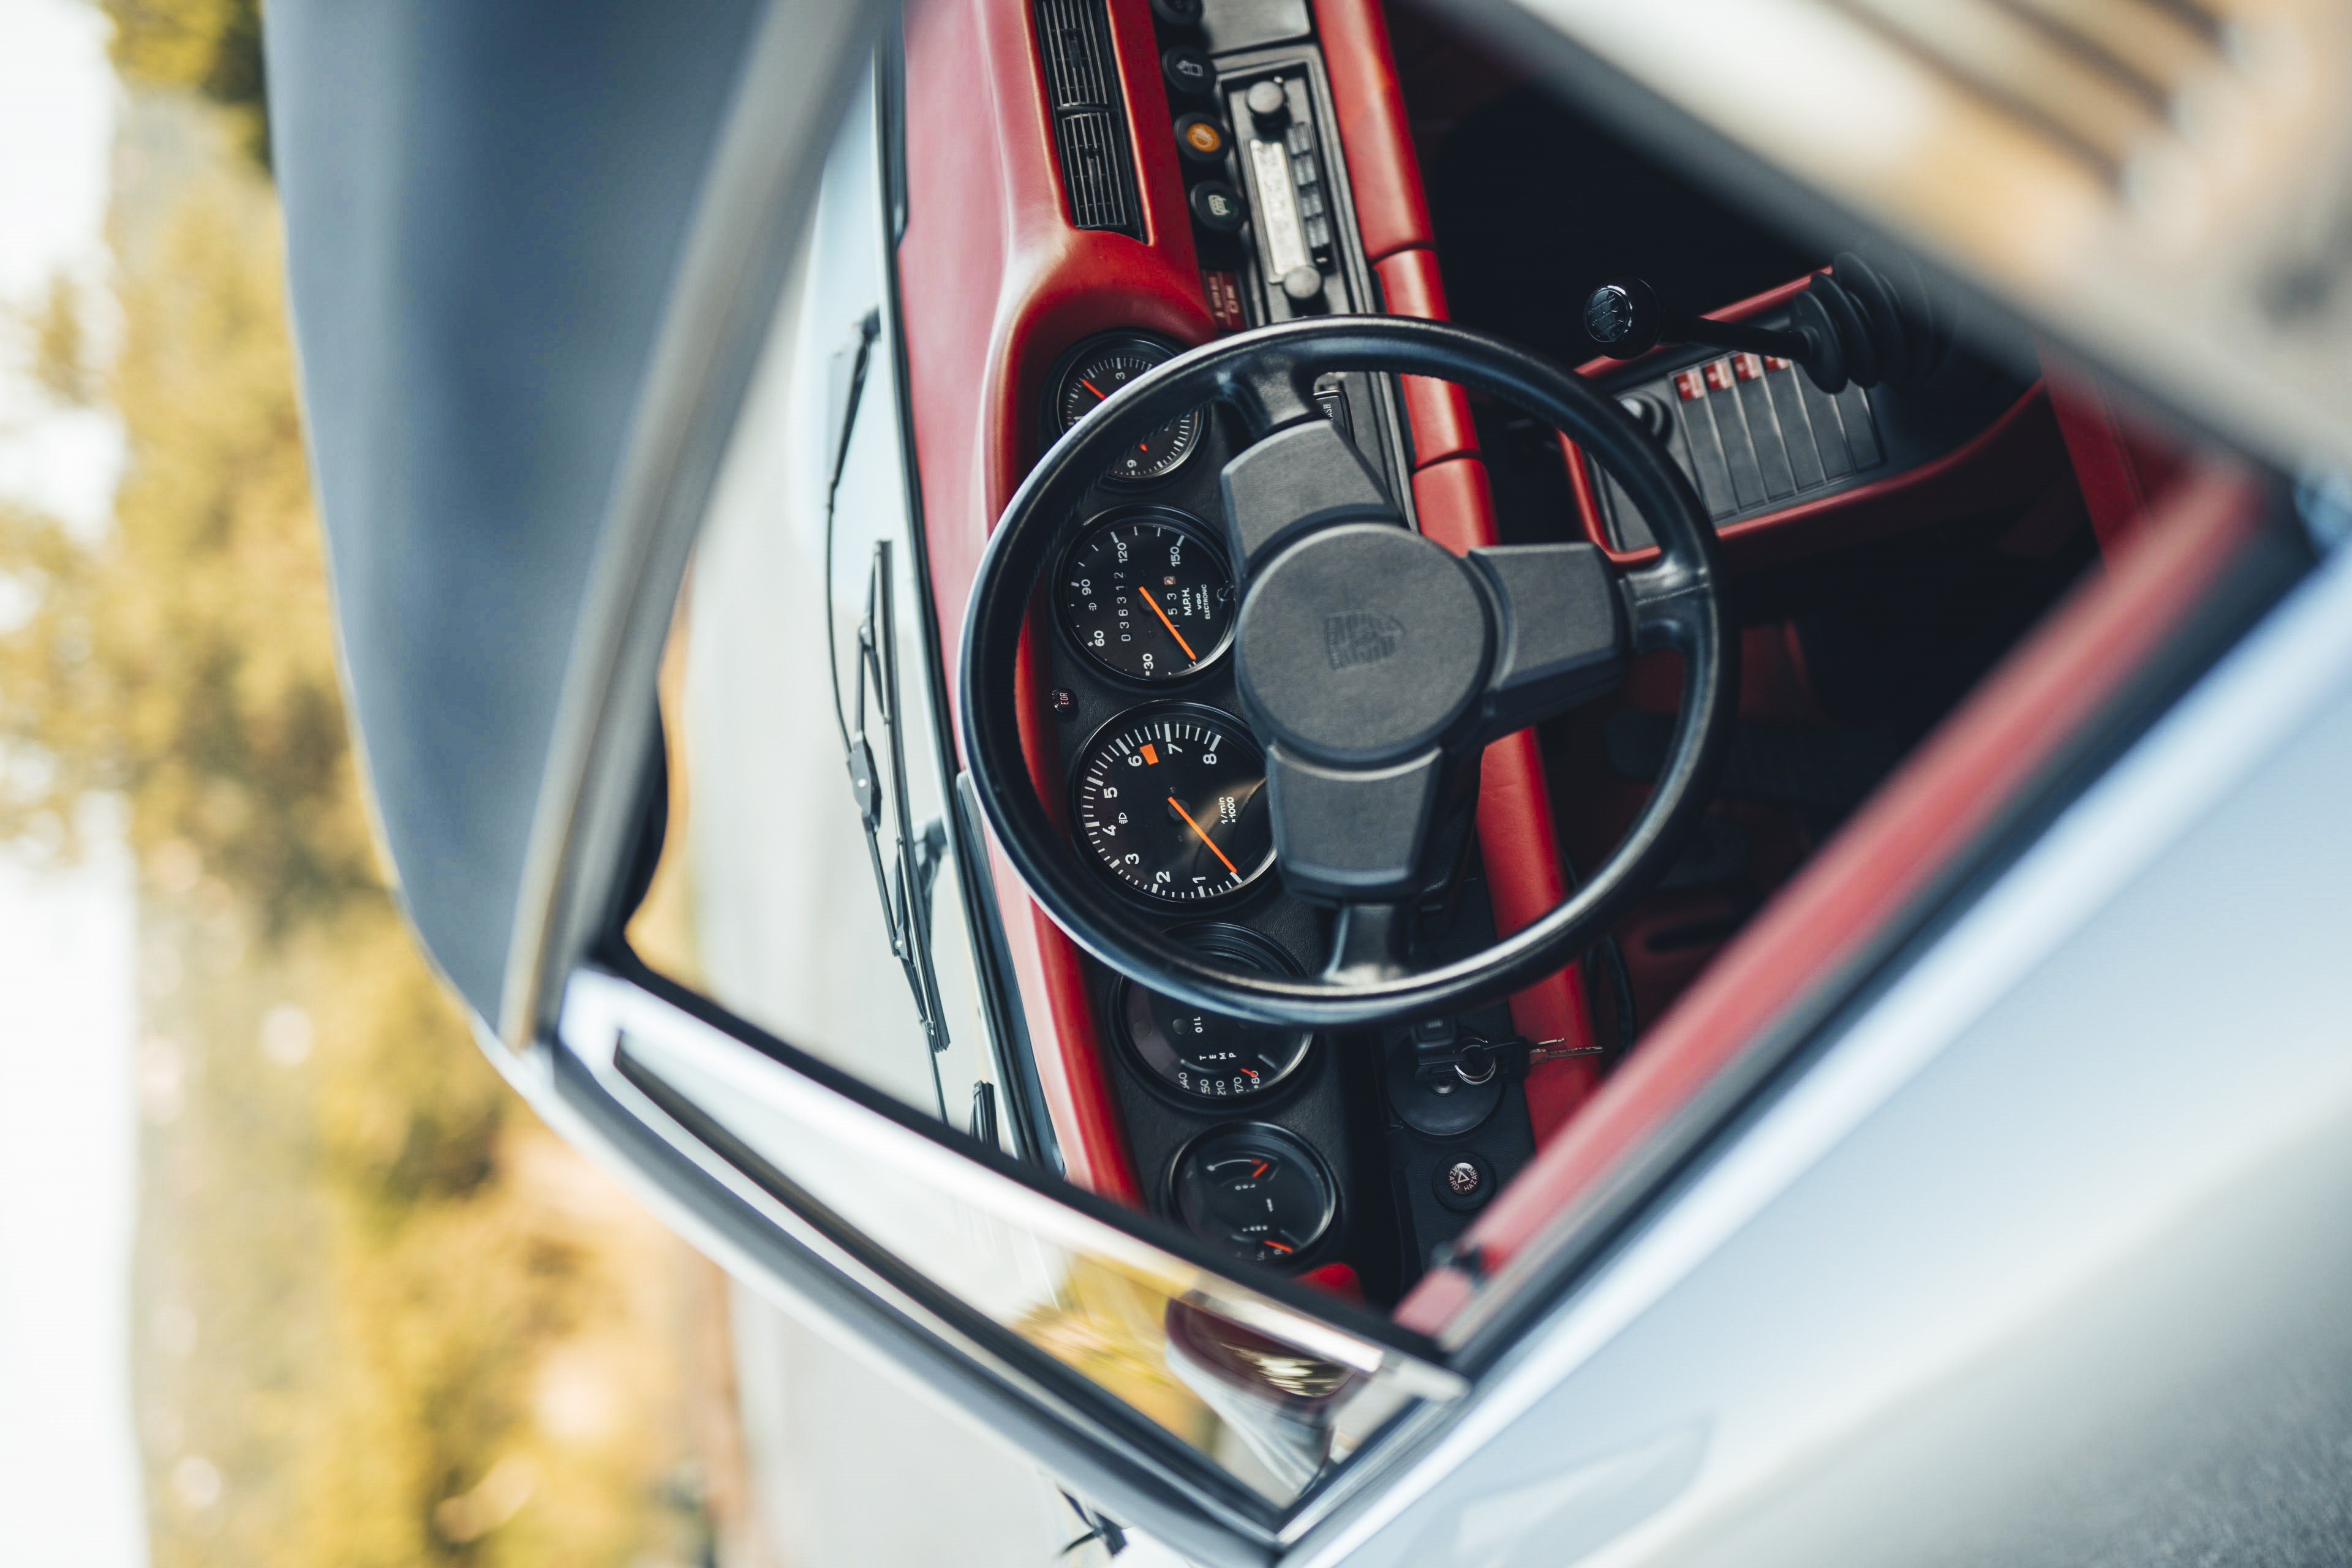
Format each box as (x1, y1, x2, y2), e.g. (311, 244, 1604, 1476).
(1114, 923, 1314, 1107)
(1166, 1121, 1338, 1269)
(1067, 701, 1278, 910)
(1041, 332, 1207, 489)
(1051, 506, 1238, 689)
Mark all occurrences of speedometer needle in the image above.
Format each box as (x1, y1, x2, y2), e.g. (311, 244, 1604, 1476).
(1139, 589, 1199, 661)
(1167, 796, 1239, 877)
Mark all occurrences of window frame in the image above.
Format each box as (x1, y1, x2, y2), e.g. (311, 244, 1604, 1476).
(491, 14, 2323, 1566)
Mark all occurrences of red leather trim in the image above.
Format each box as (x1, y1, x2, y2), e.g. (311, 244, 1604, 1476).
(1321, 0, 1602, 1136)
(2044, 360, 2188, 553)
(1564, 382, 2071, 573)
(1311, 0, 1433, 262)
(1396, 462, 2265, 1332)
(901, 0, 1218, 1202)
(1375, 249, 1479, 467)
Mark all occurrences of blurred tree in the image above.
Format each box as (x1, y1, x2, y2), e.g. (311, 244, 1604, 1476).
(104, 0, 270, 164)
(0, 90, 704, 1568)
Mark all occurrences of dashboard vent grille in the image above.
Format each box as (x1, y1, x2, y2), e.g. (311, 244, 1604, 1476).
(1056, 111, 1134, 231)
(1033, 0, 1141, 236)
(1036, 0, 1113, 110)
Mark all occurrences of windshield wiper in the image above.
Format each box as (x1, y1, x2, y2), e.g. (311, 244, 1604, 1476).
(821, 311, 952, 1120)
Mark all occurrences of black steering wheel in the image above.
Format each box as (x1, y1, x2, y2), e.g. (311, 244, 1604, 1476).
(961, 316, 1733, 1030)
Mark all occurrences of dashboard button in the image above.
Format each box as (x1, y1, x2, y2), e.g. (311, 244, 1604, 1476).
(1162, 45, 1215, 97)
(1174, 113, 1226, 164)
(1189, 179, 1246, 233)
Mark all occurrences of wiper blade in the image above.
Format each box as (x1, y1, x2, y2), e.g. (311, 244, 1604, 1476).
(850, 538, 952, 1117)
(820, 309, 951, 1118)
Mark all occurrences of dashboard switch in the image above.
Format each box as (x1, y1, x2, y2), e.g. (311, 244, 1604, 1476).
(1161, 45, 1214, 97)
(1189, 179, 1246, 233)
(1174, 113, 1226, 164)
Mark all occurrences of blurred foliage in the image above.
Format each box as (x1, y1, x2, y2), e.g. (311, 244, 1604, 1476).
(104, 0, 270, 164)
(0, 92, 707, 1567)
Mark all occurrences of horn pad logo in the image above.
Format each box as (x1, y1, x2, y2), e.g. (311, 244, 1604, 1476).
(1324, 610, 1404, 670)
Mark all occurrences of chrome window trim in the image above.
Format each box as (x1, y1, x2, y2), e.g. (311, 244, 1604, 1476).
(560, 965, 1464, 1401)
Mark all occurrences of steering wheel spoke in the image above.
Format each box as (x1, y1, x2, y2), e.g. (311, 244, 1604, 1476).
(1465, 541, 1630, 739)
(1264, 744, 1446, 905)
(1324, 899, 1415, 984)
(1219, 417, 1401, 575)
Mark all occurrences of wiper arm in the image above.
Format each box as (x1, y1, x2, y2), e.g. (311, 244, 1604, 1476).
(849, 537, 953, 1119)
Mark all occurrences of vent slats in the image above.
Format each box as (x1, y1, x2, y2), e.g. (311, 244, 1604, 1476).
(1036, 0, 1112, 109)
(1033, 0, 1140, 236)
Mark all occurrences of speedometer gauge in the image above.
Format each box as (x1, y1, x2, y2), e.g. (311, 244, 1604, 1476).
(1074, 704, 1272, 904)
(1057, 511, 1235, 683)
(1050, 336, 1205, 486)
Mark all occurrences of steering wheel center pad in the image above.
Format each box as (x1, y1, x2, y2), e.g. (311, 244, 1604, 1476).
(1237, 522, 1493, 766)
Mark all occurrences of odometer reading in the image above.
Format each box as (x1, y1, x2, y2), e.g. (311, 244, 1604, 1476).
(1054, 339, 1205, 485)
(1074, 706, 1272, 903)
(1057, 514, 1234, 683)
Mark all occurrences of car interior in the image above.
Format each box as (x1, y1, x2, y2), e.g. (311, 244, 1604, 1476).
(617, 0, 2291, 1384)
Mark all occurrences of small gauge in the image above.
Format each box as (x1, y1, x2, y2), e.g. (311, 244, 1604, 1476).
(1057, 512, 1235, 683)
(1074, 705, 1273, 904)
(1052, 337, 1205, 486)
(1120, 927, 1311, 1102)
(1172, 1124, 1335, 1266)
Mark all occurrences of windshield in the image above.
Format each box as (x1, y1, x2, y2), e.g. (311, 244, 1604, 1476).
(624, 72, 1000, 1133)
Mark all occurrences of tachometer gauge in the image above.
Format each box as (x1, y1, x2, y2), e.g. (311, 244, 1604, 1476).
(1172, 1124, 1335, 1267)
(1057, 511, 1235, 683)
(1051, 337, 1205, 486)
(1073, 704, 1272, 904)
(1120, 925, 1311, 1102)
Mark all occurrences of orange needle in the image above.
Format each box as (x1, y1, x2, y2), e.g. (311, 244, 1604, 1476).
(1264, 1240, 1293, 1254)
(1080, 378, 1107, 400)
(1167, 796, 1239, 876)
(1140, 589, 1198, 662)
(1251, 1161, 1268, 1178)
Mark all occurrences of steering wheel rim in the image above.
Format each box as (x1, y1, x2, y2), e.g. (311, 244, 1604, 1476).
(961, 315, 1733, 1030)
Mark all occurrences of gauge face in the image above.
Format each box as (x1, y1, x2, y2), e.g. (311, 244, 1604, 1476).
(1172, 1125, 1335, 1266)
(1074, 706, 1273, 904)
(1054, 339, 1205, 485)
(1057, 513, 1235, 683)
(1121, 931, 1311, 1102)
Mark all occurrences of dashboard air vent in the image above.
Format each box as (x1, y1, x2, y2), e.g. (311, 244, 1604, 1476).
(1033, 0, 1141, 237)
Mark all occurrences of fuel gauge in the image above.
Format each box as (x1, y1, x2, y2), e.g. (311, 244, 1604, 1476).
(1172, 1124, 1335, 1267)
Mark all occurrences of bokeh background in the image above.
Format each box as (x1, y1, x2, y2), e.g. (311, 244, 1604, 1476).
(0, 4, 760, 1562)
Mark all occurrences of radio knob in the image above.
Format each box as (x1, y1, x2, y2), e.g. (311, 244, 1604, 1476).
(1245, 80, 1289, 130)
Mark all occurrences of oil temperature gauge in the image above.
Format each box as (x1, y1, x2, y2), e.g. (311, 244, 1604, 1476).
(1119, 925, 1312, 1102)
(1172, 1124, 1336, 1267)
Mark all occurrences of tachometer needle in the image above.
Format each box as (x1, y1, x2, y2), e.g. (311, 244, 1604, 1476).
(1167, 796, 1240, 876)
(1139, 589, 1199, 662)
(1080, 378, 1107, 401)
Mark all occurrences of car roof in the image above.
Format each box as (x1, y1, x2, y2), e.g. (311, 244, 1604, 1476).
(267, 0, 760, 1019)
